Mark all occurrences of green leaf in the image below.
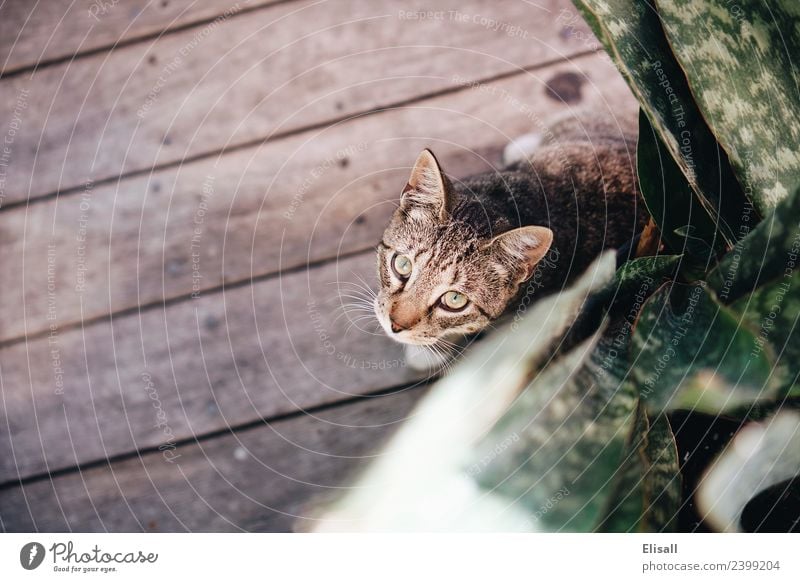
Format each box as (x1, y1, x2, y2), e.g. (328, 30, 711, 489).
(637, 109, 722, 261)
(656, 0, 800, 213)
(472, 324, 638, 532)
(598, 409, 681, 532)
(573, 0, 752, 247)
(730, 269, 800, 395)
(589, 255, 682, 322)
(708, 186, 800, 303)
(698, 411, 800, 532)
(631, 282, 775, 414)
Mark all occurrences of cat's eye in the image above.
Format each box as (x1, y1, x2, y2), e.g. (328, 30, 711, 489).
(392, 253, 413, 278)
(440, 290, 469, 311)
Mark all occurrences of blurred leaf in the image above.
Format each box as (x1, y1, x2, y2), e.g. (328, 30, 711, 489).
(573, 0, 751, 247)
(637, 110, 722, 261)
(656, 0, 800, 213)
(730, 269, 800, 396)
(599, 409, 681, 532)
(708, 186, 800, 303)
(698, 411, 800, 532)
(631, 282, 775, 414)
(311, 254, 619, 531)
(472, 323, 638, 532)
(740, 476, 800, 532)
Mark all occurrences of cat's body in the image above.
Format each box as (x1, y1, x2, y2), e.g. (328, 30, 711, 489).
(373, 111, 648, 368)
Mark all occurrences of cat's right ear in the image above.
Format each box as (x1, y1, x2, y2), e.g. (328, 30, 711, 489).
(400, 149, 452, 221)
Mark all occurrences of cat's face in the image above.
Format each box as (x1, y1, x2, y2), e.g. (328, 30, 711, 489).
(374, 150, 552, 345)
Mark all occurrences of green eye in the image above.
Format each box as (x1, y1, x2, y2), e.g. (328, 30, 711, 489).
(392, 254, 413, 278)
(441, 290, 468, 311)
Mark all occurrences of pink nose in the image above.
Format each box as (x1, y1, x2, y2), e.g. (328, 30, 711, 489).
(389, 317, 407, 334)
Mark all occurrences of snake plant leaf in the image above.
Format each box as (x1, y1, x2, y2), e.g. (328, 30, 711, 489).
(708, 186, 800, 303)
(697, 411, 800, 532)
(598, 409, 681, 532)
(730, 269, 800, 396)
(637, 110, 722, 261)
(472, 323, 638, 532)
(597, 254, 681, 309)
(656, 0, 800, 213)
(631, 282, 775, 414)
(310, 253, 618, 531)
(573, 0, 750, 247)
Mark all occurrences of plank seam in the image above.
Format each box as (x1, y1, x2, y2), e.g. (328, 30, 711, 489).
(0, 48, 601, 212)
(0, 0, 299, 79)
(0, 379, 431, 491)
(0, 245, 371, 349)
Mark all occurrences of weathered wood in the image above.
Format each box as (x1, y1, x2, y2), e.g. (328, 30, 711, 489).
(0, 0, 594, 205)
(0, 250, 428, 482)
(0, 53, 636, 343)
(0, 0, 283, 75)
(0, 385, 427, 532)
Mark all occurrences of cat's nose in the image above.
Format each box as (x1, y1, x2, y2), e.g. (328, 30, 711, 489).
(389, 318, 407, 334)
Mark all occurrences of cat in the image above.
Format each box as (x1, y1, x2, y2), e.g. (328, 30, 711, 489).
(373, 110, 649, 370)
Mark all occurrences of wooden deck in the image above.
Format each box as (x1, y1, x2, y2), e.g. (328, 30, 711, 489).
(0, 0, 636, 531)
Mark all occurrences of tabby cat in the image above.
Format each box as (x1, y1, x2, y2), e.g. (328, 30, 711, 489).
(373, 111, 649, 368)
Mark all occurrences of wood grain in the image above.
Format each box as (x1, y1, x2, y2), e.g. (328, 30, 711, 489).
(0, 53, 637, 343)
(0, 0, 284, 75)
(0, 250, 429, 482)
(0, 0, 594, 205)
(0, 385, 427, 532)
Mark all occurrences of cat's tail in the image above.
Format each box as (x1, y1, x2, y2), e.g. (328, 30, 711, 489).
(502, 107, 638, 167)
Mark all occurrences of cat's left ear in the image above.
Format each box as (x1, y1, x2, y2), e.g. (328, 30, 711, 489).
(485, 225, 554, 283)
(400, 149, 453, 220)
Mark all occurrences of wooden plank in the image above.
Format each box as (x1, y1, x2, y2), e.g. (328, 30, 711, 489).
(0, 0, 284, 75)
(0, 385, 427, 532)
(0, 251, 427, 482)
(0, 0, 595, 205)
(0, 53, 637, 343)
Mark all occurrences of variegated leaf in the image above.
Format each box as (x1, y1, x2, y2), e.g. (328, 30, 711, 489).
(656, 0, 800, 213)
(573, 0, 750, 246)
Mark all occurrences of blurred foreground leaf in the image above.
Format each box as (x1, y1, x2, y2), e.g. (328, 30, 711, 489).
(698, 411, 800, 532)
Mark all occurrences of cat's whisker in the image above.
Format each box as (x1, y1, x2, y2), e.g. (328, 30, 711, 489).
(333, 306, 376, 327)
